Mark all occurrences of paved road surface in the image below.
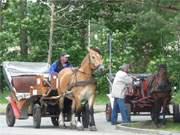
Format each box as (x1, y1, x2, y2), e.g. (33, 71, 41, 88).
(0, 112, 155, 135)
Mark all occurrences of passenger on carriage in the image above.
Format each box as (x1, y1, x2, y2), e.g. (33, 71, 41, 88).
(49, 52, 73, 74)
(111, 64, 133, 125)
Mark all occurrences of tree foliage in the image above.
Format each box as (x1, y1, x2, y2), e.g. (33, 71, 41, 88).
(0, 0, 179, 96)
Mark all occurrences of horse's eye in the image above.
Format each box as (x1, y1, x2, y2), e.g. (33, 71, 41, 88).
(92, 56, 95, 59)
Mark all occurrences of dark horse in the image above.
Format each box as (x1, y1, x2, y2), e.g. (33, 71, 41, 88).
(148, 64, 171, 126)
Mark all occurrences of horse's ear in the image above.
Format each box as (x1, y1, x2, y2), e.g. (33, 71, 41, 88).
(87, 47, 91, 52)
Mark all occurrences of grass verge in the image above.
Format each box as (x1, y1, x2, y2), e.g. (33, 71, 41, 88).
(0, 90, 9, 104)
(126, 119, 180, 132)
(95, 94, 108, 105)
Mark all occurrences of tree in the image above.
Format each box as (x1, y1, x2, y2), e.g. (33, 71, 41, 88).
(19, 0, 28, 58)
(0, 0, 2, 29)
(48, 0, 55, 64)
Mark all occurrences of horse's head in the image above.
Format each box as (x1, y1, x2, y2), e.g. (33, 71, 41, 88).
(87, 47, 105, 74)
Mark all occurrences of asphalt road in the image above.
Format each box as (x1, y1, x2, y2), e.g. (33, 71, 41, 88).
(0, 112, 155, 135)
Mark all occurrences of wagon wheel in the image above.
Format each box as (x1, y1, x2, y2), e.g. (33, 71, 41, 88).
(105, 103, 112, 122)
(126, 103, 131, 122)
(51, 117, 59, 126)
(33, 104, 41, 128)
(173, 104, 180, 122)
(6, 103, 16, 127)
(82, 104, 89, 128)
(150, 110, 155, 121)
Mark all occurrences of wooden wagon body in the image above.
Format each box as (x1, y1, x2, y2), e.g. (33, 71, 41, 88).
(105, 73, 180, 122)
(2, 61, 88, 128)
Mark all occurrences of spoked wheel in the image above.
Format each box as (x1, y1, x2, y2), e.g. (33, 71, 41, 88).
(105, 103, 112, 122)
(51, 117, 59, 126)
(82, 104, 89, 128)
(6, 104, 16, 127)
(33, 104, 41, 128)
(173, 104, 180, 122)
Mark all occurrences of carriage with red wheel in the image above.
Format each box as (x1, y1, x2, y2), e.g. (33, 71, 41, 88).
(2, 61, 89, 128)
(105, 72, 180, 124)
(105, 34, 180, 125)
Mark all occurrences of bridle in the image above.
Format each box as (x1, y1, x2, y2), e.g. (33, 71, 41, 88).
(66, 53, 99, 91)
(148, 68, 170, 93)
(78, 53, 101, 76)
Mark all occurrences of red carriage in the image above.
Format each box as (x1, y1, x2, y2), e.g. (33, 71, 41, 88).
(105, 73, 180, 122)
(2, 61, 89, 128)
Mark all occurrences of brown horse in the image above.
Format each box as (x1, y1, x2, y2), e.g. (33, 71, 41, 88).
(57, 47, 104, 131)
(148, 65, 171, 126)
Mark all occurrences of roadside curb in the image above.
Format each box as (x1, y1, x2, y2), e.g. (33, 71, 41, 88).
(116, 125, 179, 135)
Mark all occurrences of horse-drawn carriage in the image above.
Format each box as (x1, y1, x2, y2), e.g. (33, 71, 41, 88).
(105, 72, 180, 123)
(2, 48, 103, 131)
(105, 34, 180, 125)
(2, 61, 89, 128)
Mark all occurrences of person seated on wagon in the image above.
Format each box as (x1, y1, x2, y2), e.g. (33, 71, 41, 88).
(111, 64, 133, 125)
(49, 52, 73, 74)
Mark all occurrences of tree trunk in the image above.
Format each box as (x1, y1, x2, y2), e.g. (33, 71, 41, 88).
(48, 0, 55, 64)
(0, 0, 3, 30)
(0, 65, 2, 94)
(19, 0, 28, 58)
(80, 22, 88, 49)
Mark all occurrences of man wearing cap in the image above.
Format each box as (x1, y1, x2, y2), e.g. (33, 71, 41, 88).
(111, 64, 133, 125)
(49, 52, 73, 74)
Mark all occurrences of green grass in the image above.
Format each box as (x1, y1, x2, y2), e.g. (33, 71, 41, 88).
(95, 94, 108, 105)
(0, 90, 9, 104)
(0, 90, 109, 105)
(126, 119, 180, 132)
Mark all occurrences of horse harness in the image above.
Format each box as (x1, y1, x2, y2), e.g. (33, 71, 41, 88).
(148, 73, 171, 94)
(66, 68, 97, 92)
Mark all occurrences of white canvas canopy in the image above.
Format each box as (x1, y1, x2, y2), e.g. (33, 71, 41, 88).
(2, 61, 50, 100)
(2, 61, 50, 83)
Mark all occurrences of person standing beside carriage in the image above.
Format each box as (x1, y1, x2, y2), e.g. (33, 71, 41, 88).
(49, 52, 73, 74)
(111, 64, 133, 125)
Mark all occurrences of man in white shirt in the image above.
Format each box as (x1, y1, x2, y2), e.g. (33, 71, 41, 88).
(111, 64, 133, 125)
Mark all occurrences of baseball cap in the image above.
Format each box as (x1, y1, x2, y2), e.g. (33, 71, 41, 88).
(119, 64, 130, 70)
(60, 52, 70, 58)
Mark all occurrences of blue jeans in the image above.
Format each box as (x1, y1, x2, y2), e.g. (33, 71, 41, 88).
(111, 98, 129, 124)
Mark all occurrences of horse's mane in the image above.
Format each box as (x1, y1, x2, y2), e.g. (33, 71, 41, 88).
(90, 47, 101, 55)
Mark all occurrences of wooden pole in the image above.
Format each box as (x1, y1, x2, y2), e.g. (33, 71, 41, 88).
(48, 0, 55, 64)
(108, 33, 112, 76)
(88, 20, 90, 47)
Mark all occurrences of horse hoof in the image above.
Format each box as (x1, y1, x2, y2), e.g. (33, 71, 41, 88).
(89, 126, 97, 131)
(77, 126, 84, 131)
(70, 124, 76, 129)
(155, 124, 160, 128)
(59, 125, 66, 129)
(59, 122, 66, 129)
(76, 122, 84, 131)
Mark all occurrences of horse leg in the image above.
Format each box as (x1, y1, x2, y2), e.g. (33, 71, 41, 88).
(59, 97, 65, 128)
(76, 110, 84, 130)
(153, 99, 161, 127)
(70, 98, 76, 129)
(88, 95, 97, 131)
(75, 98, 84, 130)
(157, 100, 162, 126)
(162, 98, 169, 125)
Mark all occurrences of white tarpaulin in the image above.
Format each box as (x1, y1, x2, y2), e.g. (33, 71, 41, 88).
(3, 61, 50, 83)
(2, 61, 50, 100)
